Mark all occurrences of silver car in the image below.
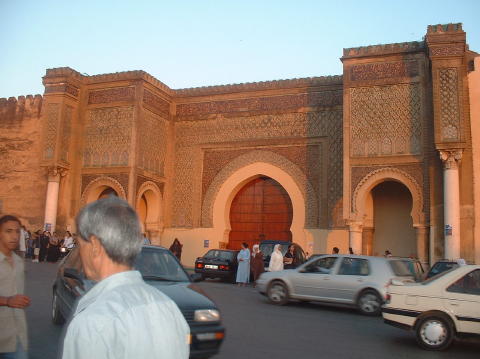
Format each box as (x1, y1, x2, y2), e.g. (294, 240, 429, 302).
(256, 254, 423, 315)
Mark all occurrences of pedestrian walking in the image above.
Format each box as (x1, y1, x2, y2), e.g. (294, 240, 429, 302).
(268, 244, 284, 272)
(169, 238, 183, 261)
(250, 244, 264, 287)
(38, 231, 50, 262)
(61, 196, 189, 359)
(332, 247, 339, 254)
(0, 215, 31, 358)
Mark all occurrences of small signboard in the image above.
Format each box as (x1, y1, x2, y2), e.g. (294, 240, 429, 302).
(445, 224, 452, 236)
(45, 223, 52, 232)
(204, 239, 209, 248)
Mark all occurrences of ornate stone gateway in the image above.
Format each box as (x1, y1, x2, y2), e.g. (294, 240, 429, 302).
(228, 177, 293, 249)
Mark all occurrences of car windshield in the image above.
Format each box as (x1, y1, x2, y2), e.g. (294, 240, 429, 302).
(389, 259, 416, 277)
(421, 267, 457, 284)
(203, 250, 234, 260)
(134, 248, 189, 282)
(426, 262, 459, 279)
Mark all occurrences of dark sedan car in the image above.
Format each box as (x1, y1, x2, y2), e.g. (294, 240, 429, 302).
(195, 249, 239, 282)
(52, 245, 224, 359)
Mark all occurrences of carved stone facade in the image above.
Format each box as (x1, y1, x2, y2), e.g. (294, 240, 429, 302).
(350, 84, 422, 157)
(83, 106, 133, 167)
(1, 23, 478, 265)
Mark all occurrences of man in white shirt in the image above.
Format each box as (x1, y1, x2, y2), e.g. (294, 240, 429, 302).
(0, 215, 31, 359)
(61, 197, 189, 359)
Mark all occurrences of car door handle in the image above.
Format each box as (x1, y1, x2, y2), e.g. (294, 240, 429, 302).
(449, 301, 459, 306)
(323, 277, 330, 280)
(357, 279, 364, 282)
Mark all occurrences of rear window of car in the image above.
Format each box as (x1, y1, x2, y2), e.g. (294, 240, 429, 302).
(426, 262, 459, 279)
(389, 260, 415, 277)
(203, 250, 235, 260)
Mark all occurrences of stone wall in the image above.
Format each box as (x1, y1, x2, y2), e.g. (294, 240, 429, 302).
(0, 95, 47, 230)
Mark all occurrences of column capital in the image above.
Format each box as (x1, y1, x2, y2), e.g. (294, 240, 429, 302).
(47, 166, 68, 181)
(439, 149, 463, 170)
(348, 220, 363, 232)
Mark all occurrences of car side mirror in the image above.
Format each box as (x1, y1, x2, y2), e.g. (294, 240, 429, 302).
(64, 268, 83, 282)
(190, 273, 203, 282)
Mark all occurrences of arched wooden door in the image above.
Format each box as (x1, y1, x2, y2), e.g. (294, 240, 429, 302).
(228, 176, 293, 250)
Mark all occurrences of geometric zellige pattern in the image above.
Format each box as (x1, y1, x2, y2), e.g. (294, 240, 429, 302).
(439, 68, 460, 141)
(350, 84, 422, 157)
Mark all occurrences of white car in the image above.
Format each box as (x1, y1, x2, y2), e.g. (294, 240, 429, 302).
(382, 265, 480, 350)
(256, 255, 422, 316)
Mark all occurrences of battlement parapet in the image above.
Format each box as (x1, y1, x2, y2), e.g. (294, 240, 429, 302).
(0, 94, 43, 123)
(343, 41, 425, 59)
(174, 75, 343, 97)
(427, 23, 463, 34)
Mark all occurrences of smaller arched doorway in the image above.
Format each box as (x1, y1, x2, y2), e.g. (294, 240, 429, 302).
(136, 182, 163, 244)
(369, 181, 416, 257)
(98, 187, 118, 199)
(228, 176, 293, 249)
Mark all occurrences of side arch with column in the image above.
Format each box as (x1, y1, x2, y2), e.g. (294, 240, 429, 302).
(201, 150, 317, 249)
(350, 167, 428, 262)
(136, 181, 164, 245)
(80, 176, 127, 206)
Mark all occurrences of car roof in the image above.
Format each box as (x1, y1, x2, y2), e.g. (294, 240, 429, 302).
(260, 240, 291, 244)
(205, 249, 238, 252)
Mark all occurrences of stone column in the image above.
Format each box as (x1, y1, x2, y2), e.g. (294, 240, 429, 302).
(349, 221, 363, 255)
(439, 149, 462, 260)
(362, 227, 375, 256)
(415, 225, 429, 264)
(43, 167, 66, 232)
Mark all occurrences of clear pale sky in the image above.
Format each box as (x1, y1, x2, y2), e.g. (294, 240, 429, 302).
(1, 0, 479, 98)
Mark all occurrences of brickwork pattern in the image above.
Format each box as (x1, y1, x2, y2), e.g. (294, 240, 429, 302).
(350, 84, 422, 157)
(83, 107, 133, 167)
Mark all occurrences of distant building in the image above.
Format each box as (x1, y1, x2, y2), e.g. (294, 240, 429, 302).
(1, 24, 479, 265)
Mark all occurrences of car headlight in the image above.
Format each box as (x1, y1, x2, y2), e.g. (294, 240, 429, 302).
(194, 309, 220, 322)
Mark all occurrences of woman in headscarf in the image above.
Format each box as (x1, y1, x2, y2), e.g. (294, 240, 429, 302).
(250, 244, 264, 287)
(169, 238, 183, 261)
(268, 244, 284, 272)
(236, 242, 250, 286)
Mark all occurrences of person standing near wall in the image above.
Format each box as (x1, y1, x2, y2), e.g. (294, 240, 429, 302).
(236, 242, 250, 286)
(0, 215, 31, 358)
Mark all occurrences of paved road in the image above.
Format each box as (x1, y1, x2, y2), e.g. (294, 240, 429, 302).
(24, 261, 479, 359)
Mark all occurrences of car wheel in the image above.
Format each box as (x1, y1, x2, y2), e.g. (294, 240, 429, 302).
(415, 315, 454, 350)
(52, 290, 65, 325)
(267, 281, 289, 305)
(357, 290, 382, 316)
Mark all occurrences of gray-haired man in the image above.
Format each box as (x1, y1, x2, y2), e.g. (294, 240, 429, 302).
(61, 197, 189, 359)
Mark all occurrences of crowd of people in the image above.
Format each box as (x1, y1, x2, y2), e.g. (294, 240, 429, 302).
(235, 243, 303, 286)
(14, 228, 76, 263)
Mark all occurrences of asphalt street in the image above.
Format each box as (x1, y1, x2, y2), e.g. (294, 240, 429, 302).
(23, 261, 479, 359)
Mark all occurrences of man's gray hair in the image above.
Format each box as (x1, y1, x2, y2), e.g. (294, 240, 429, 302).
(76, 196, 142, 266)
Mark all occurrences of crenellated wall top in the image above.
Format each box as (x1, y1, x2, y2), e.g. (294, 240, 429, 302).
(427, 23, 463, 34)
(342, 41, 425, 59)
(0, 94, 43, 121)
